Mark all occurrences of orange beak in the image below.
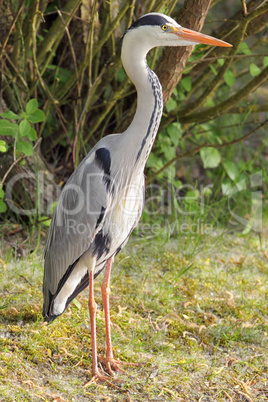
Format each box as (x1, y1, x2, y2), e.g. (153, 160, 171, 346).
(172, 26, 232, 47)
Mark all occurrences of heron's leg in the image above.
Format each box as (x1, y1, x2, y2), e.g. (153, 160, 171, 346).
(88, 270, 98, 377)
(100, 256, 138, 375)
(85, 270, 119, 387)
(101, 257, 115, 365)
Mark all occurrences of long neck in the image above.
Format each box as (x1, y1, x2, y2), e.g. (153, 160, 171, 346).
(121, 38, 163, 171)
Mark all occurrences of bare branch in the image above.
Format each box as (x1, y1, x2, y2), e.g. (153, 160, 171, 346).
(146, 119, 268, 184)
(178, 65, 268, 124)
(36, 0, 82, 66)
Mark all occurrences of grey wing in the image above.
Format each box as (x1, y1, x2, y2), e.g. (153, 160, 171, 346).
(44, 147, 113, 296)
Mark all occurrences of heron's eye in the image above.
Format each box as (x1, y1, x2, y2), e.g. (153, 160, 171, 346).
(161, 24, 168, 31)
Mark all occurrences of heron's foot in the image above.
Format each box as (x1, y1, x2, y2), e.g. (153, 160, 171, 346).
(84, 369, 120, 389)
(98, 355, 140, 376)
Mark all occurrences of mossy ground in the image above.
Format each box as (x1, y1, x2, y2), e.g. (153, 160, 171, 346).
(0, 229, 267, 401)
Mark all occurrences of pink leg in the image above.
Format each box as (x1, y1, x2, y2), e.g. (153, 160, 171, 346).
(84, 270, 117, 387)
(84, 258, 139, 387)
(100, 256, 139, 375)
(88, 270, 98, 377)
(102, 257, 114, 359)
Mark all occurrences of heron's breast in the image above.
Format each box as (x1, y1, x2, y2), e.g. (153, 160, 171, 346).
(109, 180, 144, 238)
(92, 177, 144, 264)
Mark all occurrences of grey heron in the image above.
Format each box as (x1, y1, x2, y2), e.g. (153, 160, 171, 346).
(43, 12, 231, 384)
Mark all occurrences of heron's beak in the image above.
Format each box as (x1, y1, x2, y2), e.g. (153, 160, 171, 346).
(172, 26, 232, 47)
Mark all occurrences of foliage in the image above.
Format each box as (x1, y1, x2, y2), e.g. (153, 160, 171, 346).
(0, 99, 45, 213)
(0, 99, 44, 158)
(0, 2, 267, 232)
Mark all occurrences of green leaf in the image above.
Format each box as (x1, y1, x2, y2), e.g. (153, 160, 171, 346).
(200, 147, 221, 169)
(117, 68, 126, 83)
(217, 59, 224, 66)
(40, 216, 52, 227)
(28, 109, 45, 123)
(242, 220, 253, 235)
(0, 140, 8, 153)
(224, 69, 235, 87)
(176, 86, 186, 101)
(47, 64, 56, 70)
(205, 98, 215, 108)
(249, 63, 261, 77)
(49, 201, 58, 214)
(27, 128, 37, 141)
(162, 143, 176, 160)
(26, 99, 38, 115)
(221, 181, 233, 196)
(209, 64, 217, 75)
(147, 152, 160, 168)
(185, 190, 200, 204)
(0, 187, 5, 199)
(16, 140, 33, 156)
(223, 160, 239, 181)
(238, 42, 251, 55)
(0, 111, 19, 120)
(165, 97, 177, 113)
(20, 112, 27, 119)
(0, 119, 18, 137)
(263, 57, 268, 68)
(180, 76, 192, 92)
(72, 298, 82, 310)
(0, 199, 7, 213)
(19, 119, 32, 138)
(167, 122, 182, 146)
(55, 67, 71, 83)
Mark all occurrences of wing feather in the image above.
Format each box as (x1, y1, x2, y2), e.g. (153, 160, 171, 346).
(44, 148, 112, 295)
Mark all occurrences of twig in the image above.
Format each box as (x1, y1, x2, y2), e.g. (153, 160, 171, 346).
(183, 2, 268, 104)
(223, 390, 234, 402)
(236, 391, 253, 402)
(36, 0, 81, 67)
(31, 4, 70, 141)
(180, 17, 248, 118)
(0, 0, 24, 61)
(55, 1, 131, 102)
(241, 0, 248, 15)
(56, 8, 81, 101)
(146, 118, 268, 184)
(87, 0, 98, 88)
(84, 77, 130, 142)
(182, 118, 262, 138)
(1, 50, 28, 88)
(187, 53, 268, 66)
(73, 70, 105, 163)
(179, 65, 268, 124)
(56, 7, 82, 167)
(0, 138, 42, 187)
(77, 72, 105, 133)
(44, 10, 91, 23)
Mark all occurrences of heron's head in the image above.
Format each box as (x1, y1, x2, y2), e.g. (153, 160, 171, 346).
(124, 12, 232, 51)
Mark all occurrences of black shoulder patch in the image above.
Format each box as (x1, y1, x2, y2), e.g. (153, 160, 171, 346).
(129, 14, 169, 30)
(95, 148, 112, 191)
(95, 147, 111, 176)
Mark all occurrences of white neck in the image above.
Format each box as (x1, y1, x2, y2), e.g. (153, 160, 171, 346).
(120, 30, 163, 171)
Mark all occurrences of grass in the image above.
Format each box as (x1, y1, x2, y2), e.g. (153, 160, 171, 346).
(0, 226, 268, 401)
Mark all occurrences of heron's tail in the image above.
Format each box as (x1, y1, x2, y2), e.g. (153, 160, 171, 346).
(42, 258, 88, 321)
